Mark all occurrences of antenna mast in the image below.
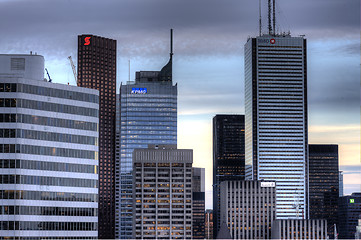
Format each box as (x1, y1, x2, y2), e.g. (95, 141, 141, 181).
(268, 0, 272, 35)
(273, 0, 276, 35)
(170, 28, 173, 58)
(259, 0, 262, 36)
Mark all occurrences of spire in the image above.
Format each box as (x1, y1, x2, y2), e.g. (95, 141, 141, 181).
(158, 29, 173, 82)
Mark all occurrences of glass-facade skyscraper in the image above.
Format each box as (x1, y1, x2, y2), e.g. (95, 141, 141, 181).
(212, 114, 245, 237)
(309, 144, 339, 238)
(116, 44, 177, 238)
(244, 34, 308, 219)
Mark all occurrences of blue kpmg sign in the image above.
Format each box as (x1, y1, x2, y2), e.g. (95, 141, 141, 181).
(131, 88, 147, 94)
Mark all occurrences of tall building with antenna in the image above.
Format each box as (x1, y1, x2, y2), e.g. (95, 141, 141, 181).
(115, 30, 177, 239)
(244, 0, 308, 219)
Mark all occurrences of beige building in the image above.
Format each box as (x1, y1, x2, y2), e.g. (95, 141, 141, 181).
(271, 219, 328, 239)
(132, 145, 193, 239)
(219, 180, 276, 239)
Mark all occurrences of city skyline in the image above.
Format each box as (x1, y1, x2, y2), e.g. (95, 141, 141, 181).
(0, 0, 359, 209)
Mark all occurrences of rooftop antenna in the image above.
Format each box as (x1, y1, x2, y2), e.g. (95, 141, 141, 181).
(128, 59, 130, 82)
(268, 0, 272, 35)
(259, 0, 262, 36)
(170, 28, 173, 59)
(273, 0, 276, 35)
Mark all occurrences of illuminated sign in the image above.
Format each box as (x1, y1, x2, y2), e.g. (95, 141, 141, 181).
(350, 199, 355, 203)
(131, 88, 147, 94)
(261, 182, 275, 187)
(258, 38, 276, 44)
(84, 37, 91, 46)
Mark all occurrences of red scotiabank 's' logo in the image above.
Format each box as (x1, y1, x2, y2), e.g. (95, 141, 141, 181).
(84, 37, 91, 46)
(270, 38, 276, 44)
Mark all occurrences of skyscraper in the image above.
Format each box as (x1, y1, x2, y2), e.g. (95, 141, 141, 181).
(339, 171, 344, 197)
(309, 144, 339, 237)
(244, 30, 308, 218)
(116, 30, 177, 239)
(192, 167, 205, 239)
(338, 193, 361, 239)
(212, 114, 245, 237)
(132, 145, 193, 239)
(0, 54, 99, 238)
(77, 34, 117, 239)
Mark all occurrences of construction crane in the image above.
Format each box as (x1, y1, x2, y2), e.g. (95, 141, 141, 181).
(45, 68, 52, 82)
(67, 56, 77, 85)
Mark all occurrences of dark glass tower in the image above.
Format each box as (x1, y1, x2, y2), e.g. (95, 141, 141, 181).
(192, 167, 205, 239)
(309, 144, 339, 238)
(338, 193, 361, 239)
(212, 114, 245, 238)
(77, 34, 117, 239)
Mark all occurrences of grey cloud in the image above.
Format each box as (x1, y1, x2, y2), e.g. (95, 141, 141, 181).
(0, 0, 359, 58)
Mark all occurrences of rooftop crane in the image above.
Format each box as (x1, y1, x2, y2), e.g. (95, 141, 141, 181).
(67, 56, 77, 85)
(45, 68, 52, 82)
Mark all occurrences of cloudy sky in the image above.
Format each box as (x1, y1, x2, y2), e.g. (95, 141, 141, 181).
(0, 0, 359, 209)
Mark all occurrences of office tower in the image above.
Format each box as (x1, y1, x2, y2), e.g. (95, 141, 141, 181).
(77, 34, 116, 239)
(192, 167, 205, 239)
(244, 30, 308, 218)
(116, 30, 177, 239)
(132, 145, 193, 239)
(356, 219, 361, 239)
(212, 114, 245, 237)
(339, 171, 344, 196)
(338, 192, 361, 239)
(309, 144, 339, 238)
(219, 180, 276, 239)
(205, 209, 213, 239)
(0, 54, 99, 238)
(271, 219, 328, 239)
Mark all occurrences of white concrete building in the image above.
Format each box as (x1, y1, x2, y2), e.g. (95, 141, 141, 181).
(0, 54, 99, 239)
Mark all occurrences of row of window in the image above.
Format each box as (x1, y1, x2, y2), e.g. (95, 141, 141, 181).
(0, 83, 17, 92)
(18, 83, 99, 103)
(0, 175, 97, 188)
(0, 129, 97, 145)
(0, 114, 98, 131)
(0, 190, 97, 202)
(0, 221, 97, 231)
(121, 121, 177, 126)
(0, 205, 97, 216)
(122, 112, 176, 117)
(0, 237, 96, 240)
(5, 99, 98, 117)
(0, 144, 96, 160)
(0, 159, 97, 174)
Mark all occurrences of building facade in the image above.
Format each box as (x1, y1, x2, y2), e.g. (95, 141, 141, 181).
(0, 54, 99, 238)
(212, 114, 245, 237)
(116, 47, 176, 238)
(192, 167, 205, 239)
(132, 145, 193, 239)
(339, 171, 343, 197)
(219, 180, 276, 239)
(271, 219, 328, 239)
(77, 34, 116, 239)
(309, 144, 339, 237)
(244, 34, 308, 219)
(205, 209, 213, 239)
(338, 192, 361, 239)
